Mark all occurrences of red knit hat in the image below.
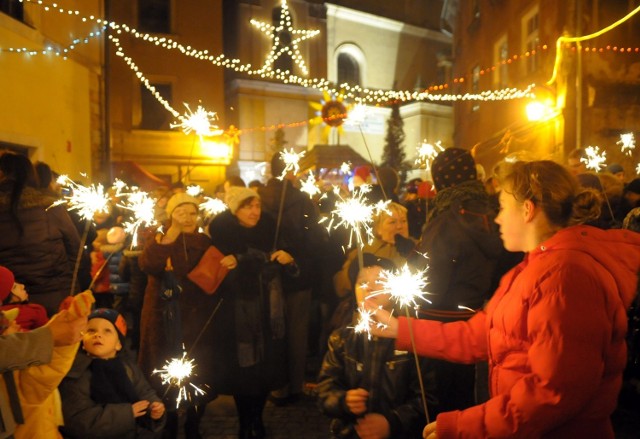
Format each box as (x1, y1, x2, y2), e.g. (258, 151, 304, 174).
(0, 266, 15, 303)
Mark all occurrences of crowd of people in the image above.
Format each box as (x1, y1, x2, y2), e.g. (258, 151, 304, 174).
(2, 146, 640, 439)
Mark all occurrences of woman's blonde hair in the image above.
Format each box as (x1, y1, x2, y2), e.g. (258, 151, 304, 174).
(372, 202, 407, 238)
(500, 160, 601, 227)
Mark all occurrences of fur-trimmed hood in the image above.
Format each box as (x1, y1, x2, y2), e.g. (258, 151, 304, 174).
(0, 182, 58, 212)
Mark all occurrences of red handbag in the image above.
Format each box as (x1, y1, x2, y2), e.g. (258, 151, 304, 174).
(187, 246, 229, 294)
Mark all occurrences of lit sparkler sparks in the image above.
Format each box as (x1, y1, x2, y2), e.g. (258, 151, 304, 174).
(300, 172, 321, 198)
(367, 264, 430, 312)
(340, 161, 352, 175)
(415, 140, 444, 169)
(581, 146, 607, 171)
(118, 189, 157, 248)
(320, 184, 390, 248)
(199, 196, 228, 217)
(278, 148, 305, 180)
(171, 103, 224, 138)
(53, 175, 111, 221)
(152, 352, 205, 409)
(618, 133, 636, 156)
(186, 184, 203, 197)
(352, 305, 388, 340)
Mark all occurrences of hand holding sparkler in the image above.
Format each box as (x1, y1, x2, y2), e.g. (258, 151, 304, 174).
(345, 388, 369, 415)
(149, 401, 165, 420)
(363, 302, 399, 338)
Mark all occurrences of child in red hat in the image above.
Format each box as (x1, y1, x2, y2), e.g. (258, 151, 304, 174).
(0, 265, 48, 330)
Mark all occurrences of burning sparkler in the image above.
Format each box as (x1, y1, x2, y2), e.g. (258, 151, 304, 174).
(366, 264, 431, 312)
(352, 304, 389, 340)
(278, 148, 305, 180)
(340, 161, 352, 175)
(53, 175, 111, 221)
(581, 146, 607, 171)
(153, 352, 205, 409)
(171, 103, 224, 138)
(186, 184, 204, 197)
(300, 172, 321, 198)
(200, 196, 228, 218)
(618, 133, 636, 156)
(118, 189, 157, 248)
(321, 184, 390, 249)
(415, 140, 444, 169)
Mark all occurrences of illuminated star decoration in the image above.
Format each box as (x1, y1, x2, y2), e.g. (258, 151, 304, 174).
(415, 140, 444, 169)
(53, 175, 111, 221)
(321, 184, 390, 248)
(367, 264, 431, 314)
(278, 148, 305, 180)
(581, 146, 607, 171)
(171, 103, 224, 139)
(250, 0, 320, 75)
(617, 133, 636, 156)
(152, 352, 205, 409)
(309, 91, 351, 143)
(118, 189, 157, 249)
(300, 172, 321, 198)
(200, 196, 228, 218)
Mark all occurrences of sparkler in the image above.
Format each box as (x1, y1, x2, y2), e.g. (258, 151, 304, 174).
(618, 133, 636, 156)
(415, 140, 444, 169)
(300, 172, 321, 198)
(186, 184, 204, 197)
(352, 304, 388, 340)
(53, 176, 111, 221)
(199, 196, 228, 218)
(278, 148, 305, 180)
(636, 163, 640, 175)
(340, 161, 352, 175)
(118, 189, 157, 249)
(366, 264, 431, 312)
(171, 103, 224, 138)
(320, 184, 390, 249)
(153, 352, 205, 409)
(581, 146, 607, 171)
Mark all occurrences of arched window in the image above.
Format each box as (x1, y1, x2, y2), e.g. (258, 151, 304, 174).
(337, 53, 360, 86)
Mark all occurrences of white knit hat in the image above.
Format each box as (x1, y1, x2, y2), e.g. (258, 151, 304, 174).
(225, 186, 259, 214)
(165, 193, 199, 216)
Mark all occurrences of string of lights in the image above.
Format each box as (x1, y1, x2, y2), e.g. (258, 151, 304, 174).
(19, 0, 536, 103)
(0, 26, 105, 58)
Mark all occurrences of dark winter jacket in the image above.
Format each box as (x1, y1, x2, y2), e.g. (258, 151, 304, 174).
(317, 325, 432, 439)
(60, 352, 165, 439)
(0, 183, 80, 314)
(258, 178, 321, 292)
(207, 210, 291, 395)
(138, 232, 216, 397)
(417, 180, 504, 315)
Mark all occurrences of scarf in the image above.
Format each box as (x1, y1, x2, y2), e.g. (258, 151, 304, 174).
(89, 358, 139, 404)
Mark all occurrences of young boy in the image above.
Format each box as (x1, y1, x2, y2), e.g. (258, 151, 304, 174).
(317, 255, 434, 439)
(59, 308, 166, 438)
(0, 265, 48, 330)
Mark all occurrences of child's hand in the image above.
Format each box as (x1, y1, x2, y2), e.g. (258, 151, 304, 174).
(345, 388, 369, 415)
(356, 413, 391, 439)
(149, 401, 165, 420)
(132, 400, 150, 418)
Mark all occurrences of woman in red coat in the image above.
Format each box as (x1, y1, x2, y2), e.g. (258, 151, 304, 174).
(369, 160, 640, 438)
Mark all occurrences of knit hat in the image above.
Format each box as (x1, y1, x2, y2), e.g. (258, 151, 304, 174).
(430, 148, 477, 191)
(165, 193, 199, 217)
(606, 163, 624, 175)
(348, 253, 397, 290)
(225, 186, 260, 215)
(0, 266, 15, 303)
(89, 308, 127, 341)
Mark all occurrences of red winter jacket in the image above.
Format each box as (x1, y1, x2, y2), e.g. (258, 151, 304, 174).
(396, 225, 640, 438)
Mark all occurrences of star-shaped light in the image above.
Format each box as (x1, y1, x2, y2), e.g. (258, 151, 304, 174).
(250, 0, 320, 75)
(618, 133, 636, 156)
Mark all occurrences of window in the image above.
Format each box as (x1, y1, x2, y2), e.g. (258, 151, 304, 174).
(493, 35, 508, 88)
(138, 0, 171, 34)
(139, 83, 172, 130)
(271, 5, 293, 73)
(0, 0, 23, 21)
(522, 6, 539, 74)
(472, 65, 480, 112)
(337, 53, 360, 86)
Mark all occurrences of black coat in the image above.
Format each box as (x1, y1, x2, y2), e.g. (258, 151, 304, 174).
(317, 326, 433, 439)
(207, 211, 289, 395)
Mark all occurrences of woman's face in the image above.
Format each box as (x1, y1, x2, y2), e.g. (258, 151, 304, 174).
(236, 197, 261, 228)
(171, 203, 198, 233)
(495, 187, 526, 252)
(376, 209, 409, 244)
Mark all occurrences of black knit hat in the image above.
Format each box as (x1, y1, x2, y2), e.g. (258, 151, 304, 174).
(89, 308, 127, 342)
(430, 148, 477, 191)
